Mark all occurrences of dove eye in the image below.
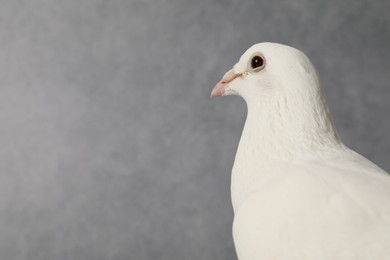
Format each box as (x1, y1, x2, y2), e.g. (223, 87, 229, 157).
(248, 54, 265, 72)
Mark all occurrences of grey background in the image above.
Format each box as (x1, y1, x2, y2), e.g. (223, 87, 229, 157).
(0, 0, 389, 259)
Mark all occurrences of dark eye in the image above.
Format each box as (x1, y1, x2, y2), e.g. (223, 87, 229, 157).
(251, 55, 264, 70)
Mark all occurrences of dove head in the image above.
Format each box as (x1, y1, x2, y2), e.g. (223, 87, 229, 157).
(212, 42, 320, 103)
(212, 42, 343, 161)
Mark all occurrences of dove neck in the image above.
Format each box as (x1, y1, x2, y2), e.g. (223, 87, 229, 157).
(236, 95, 344, 164)
(231, 95, 346, 211)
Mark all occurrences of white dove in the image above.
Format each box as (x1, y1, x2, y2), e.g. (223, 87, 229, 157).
(211, 42, 390, 260)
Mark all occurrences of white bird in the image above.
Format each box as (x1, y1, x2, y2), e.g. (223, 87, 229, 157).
(211, 42, 390, 260)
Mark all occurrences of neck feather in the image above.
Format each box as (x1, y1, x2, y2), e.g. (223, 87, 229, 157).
(231, 93, 346, 211)
(235, 85, 345, 166)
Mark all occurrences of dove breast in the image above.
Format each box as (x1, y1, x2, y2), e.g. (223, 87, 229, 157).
(233, 154, 390, 260)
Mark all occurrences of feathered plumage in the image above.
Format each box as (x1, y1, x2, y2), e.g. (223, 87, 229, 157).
(212, 43, 390, 260)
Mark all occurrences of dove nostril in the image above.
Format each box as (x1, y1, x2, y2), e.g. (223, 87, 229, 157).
(222, 72, 243, 83)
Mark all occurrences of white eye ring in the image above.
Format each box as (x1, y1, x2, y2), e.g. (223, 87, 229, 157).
(247, 53, 266, 73)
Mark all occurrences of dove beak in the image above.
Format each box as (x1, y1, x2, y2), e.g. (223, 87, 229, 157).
(211, 69, 242, 97)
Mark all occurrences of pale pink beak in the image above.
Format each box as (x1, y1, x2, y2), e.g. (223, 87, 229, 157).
(211, 69, 242, 97)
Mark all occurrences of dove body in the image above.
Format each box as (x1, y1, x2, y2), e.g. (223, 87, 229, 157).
(212, 43, 390, 260)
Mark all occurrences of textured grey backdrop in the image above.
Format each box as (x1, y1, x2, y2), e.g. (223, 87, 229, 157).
(0, 0, 389, 259)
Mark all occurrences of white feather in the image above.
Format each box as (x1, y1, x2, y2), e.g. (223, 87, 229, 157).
(216, 42, 390, 259)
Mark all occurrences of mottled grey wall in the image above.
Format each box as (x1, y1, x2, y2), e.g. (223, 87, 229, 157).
(0, 0, 389, 259)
